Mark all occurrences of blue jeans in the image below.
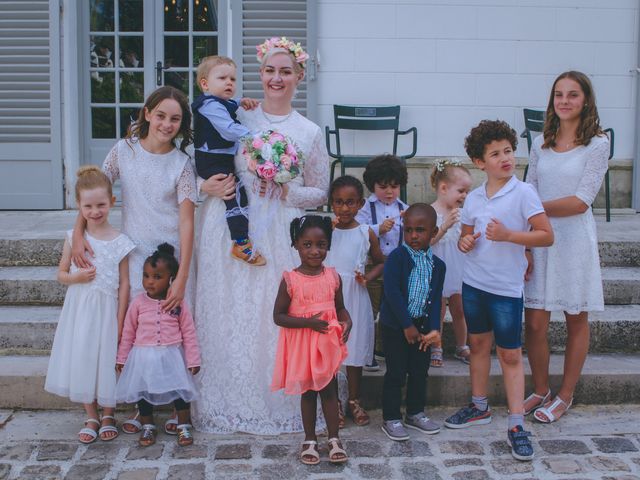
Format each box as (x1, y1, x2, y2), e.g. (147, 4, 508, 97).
(462, 283, 523, 349)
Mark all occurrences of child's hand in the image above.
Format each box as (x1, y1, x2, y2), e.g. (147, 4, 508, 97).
(379, 218, 395, 235)
(442, 208, 461, 231)
(354, 271, 367, 286)
(189, 366, 200, 375)
(240, 97, 259, 110)
(307, 313, 329, 334)
(162, 276, 185, 312)
(403, 324, 422, 344)
(485, 218, 511, 242)
(419, 330, 441, 351)
(74, 267, 96, 283)
(524, 250, 534, 281)
(115, 363, 124, 373)
(331, 217, 339, 230)
(458, 232, 481, 253)
(72, 237, 94, 269)
(340, 317, 352, 343)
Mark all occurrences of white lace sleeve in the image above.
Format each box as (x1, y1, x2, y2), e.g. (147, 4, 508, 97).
(285, 128, 329, 209)
(177, 160, 198, 204)
(525, 142, 539, 191)
(102, 143, 120, 182)
(575, 137, 609, 206)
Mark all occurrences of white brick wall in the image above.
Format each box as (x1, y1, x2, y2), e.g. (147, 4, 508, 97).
(317, 0, 639, 159)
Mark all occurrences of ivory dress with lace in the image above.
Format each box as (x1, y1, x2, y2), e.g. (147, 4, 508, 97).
(524, 134, 609, 314)
(45, 231, 135, 407)
(193, 105, 329, 434)
(102, 139, 198, 308)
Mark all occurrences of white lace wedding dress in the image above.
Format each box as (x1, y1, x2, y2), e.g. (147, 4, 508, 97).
(193, 106, 329, 434)
(103, 139, 198, 308)
(524, 134, 609, 314)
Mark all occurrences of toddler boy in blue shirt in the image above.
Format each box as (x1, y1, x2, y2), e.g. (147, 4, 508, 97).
(379, 203, 445, 441)
(192, 55, 265, 266)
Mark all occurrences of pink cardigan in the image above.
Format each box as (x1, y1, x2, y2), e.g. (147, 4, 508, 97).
(117, 293, 201, 368)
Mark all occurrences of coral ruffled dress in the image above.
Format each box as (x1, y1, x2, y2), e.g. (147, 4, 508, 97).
(271, 267, 348, 395)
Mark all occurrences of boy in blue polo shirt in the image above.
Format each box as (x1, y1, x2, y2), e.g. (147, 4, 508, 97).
(444, 120, 553, 461)
(379, 203, 445, 441)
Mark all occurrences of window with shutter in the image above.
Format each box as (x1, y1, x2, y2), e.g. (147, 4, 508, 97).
(0, 0, 62, 209)
(234, 0, 317, 120)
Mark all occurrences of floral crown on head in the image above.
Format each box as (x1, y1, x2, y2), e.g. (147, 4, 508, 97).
(256, 37, 309, 69)
(434, 158, 463, 172)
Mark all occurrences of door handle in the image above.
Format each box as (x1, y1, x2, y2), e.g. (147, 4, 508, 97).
(156, 61, 169, 86)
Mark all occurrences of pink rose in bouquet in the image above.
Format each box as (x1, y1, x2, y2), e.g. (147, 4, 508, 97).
(256, 161, 277, 180)
(280, 154, 291, 169)
(252, 137, 264, 150)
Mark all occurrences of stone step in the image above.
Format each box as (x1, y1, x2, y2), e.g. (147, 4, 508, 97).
(0, 266, 64, 305)
(1, 353, 637, 410)
(2, 265, 640, 306)
(1, 236, 639, 267)
(3, 304, 639, 354)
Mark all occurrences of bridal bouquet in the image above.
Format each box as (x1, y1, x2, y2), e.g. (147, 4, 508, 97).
(242, 130, 303, 185)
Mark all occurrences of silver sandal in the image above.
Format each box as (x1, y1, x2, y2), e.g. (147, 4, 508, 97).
(524, 390, 551, 415)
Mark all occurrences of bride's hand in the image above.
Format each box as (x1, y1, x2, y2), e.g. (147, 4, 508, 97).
(201, 173, 236, 200)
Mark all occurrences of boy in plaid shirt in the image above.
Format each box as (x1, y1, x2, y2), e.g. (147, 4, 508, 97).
(379, 203, 445, 441)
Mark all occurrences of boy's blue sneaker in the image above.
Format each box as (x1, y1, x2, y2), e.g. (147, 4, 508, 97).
(507, 425, 534, 461)
(381, 420, 410, 441)
(444, 404, 492, 429)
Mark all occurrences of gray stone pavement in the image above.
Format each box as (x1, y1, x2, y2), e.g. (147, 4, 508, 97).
(0, 406, 639, 479)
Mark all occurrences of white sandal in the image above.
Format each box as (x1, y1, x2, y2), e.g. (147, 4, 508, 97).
(524, 390, 551, 415)
(78, 418, 100, 444)
(300, 440, 320, 465)
(98, 415, 118, 441)
(164, 415, 178, 435)
(454, 345, 471, 365)
(122, 411, 141, 434)
(534, 395, 573, 423)
(327, 437, 348, 464)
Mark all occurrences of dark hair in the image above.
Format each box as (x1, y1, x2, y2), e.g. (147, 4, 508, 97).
(144, 242, 179, 278)
(329, 175, 364, 202)
(404, 203, 437, 229)
(126, 86, 193, 155)
(362, 154, 408, 191)
(543, 70, 603, 149)
(289, 215, 333, 249)
(464, 120, 518, 160)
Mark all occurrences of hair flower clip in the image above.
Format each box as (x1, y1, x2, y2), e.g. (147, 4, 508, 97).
(435, 158, 462, 172)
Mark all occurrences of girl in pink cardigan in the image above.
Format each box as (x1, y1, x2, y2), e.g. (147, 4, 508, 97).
(116, 243, 201, 447)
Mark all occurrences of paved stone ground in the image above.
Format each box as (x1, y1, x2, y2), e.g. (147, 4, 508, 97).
(0, 406, 639, 479)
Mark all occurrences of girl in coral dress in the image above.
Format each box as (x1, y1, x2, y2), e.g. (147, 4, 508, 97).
(272, 215, 352, 465)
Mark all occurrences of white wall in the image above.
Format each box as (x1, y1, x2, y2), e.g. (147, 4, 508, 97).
(317, 0, 639, 159)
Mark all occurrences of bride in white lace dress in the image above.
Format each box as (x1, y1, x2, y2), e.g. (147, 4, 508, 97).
(193, 39, 329, 434)
(523, 71, 609, 424)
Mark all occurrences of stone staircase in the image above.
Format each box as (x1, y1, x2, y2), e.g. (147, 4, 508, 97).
(0, 211, 639, 409)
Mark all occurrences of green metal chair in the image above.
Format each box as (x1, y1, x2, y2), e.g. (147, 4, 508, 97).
(603, 128, 614, 222)
(521, 108, 546, 181)
(521, 108, 614, 222)
(325, 105, 417, 210)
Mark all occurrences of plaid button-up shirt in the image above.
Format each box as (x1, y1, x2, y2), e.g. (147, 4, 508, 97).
(403, 244, 434, 319)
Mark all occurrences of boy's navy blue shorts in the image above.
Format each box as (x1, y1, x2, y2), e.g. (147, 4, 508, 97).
(462, 283, 523, 349)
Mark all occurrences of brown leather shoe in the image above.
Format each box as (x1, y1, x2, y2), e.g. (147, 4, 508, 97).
(348, 399, 370, 426)
(231, 241, 266, 266)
